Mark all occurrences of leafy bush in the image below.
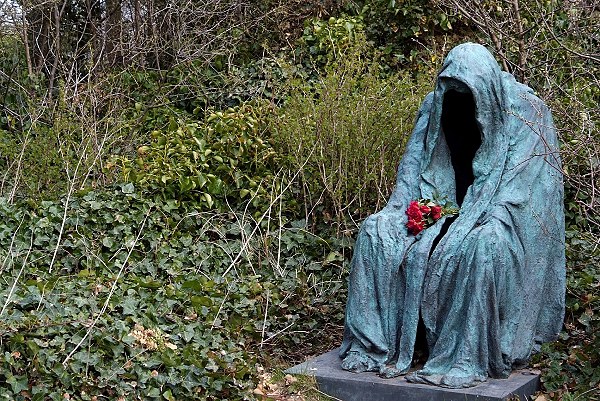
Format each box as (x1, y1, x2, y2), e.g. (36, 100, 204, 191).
(0, 107, 106, 203)
(111, 102, 284, 213)
(0, 36, 69, 201)
(343, 0, 455, 62)
(0, 185, 350, 400)
(274, 40, 432, 222)
(534, 229, 600, 398)
(299, 15, 365, 68)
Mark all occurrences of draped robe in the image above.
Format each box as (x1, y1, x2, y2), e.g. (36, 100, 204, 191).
(339, 43, 565, 388)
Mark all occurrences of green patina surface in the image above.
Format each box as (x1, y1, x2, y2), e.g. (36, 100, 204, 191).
(340, 43, 565, 389)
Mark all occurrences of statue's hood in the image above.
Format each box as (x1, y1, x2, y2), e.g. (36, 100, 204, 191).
(420, 43, 511, 203)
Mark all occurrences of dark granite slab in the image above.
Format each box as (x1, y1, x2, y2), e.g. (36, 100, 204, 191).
(286, 349, 540, 401)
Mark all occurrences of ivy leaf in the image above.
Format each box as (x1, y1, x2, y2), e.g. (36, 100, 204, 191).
(122, 183, 135, 194)
(7, 374, 28, 393)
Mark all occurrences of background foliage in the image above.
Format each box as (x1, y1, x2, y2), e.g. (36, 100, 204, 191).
(0, 0, 598, 399)
(274, 38, 432, 223)
(0, 186, 349, 400)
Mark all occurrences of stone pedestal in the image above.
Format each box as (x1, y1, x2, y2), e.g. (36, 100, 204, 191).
(286, 349, 540, 401)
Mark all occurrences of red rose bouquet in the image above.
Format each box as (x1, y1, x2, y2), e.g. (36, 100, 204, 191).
(405, 198, 458, 235)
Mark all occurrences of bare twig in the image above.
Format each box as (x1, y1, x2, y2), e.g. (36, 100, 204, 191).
(0, 230, 33, 317)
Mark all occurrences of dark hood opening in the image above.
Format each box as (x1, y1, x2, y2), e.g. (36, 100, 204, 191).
(428, 87, 481, 258)
(441, 88, 482, 206)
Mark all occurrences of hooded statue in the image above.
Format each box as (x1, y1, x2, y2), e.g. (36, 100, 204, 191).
(339, 43, 565, 388)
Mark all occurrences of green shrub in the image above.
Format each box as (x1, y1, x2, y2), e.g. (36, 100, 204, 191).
(343, 0, 456, 62)
(112, 102, 284, 213)
(0, 127, 53, 199)
(163, 58, 288, 112)
(534, 229, 600, 397)
(274, 41, 432, 222)
(299, 15, 365, 68)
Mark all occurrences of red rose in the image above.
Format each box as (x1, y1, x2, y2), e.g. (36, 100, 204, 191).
(430, 205, 442, 220)
(407, 218, 425, 235)
(406, 201, 423, 221)
(420, 204, 431, 214)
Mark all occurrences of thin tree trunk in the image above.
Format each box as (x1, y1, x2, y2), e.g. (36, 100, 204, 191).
(48, 2, 65, 98)
(106, 0, 123, 65)
(21, 10, 34, 76)
(510, 0, 527, 83)
(133, 0, 142, 66)
(32, 7, 52, 75)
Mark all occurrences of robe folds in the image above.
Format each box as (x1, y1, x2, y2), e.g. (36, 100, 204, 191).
(339, 43, 565, 388)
